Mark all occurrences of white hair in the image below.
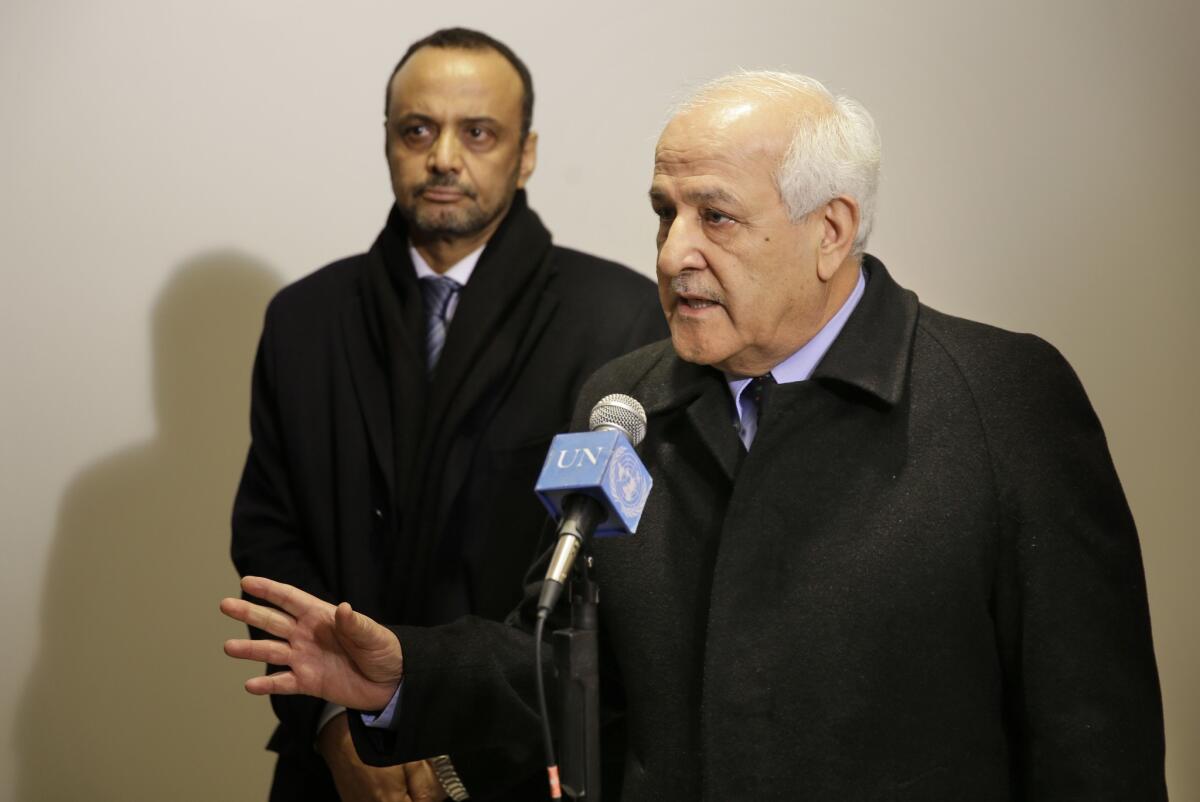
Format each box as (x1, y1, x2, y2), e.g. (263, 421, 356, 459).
(675, 71, 882, 254)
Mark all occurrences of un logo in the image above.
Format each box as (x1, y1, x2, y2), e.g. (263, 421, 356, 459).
(606, 445, 650, 521)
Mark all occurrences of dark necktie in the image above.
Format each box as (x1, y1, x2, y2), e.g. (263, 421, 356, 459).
(739, 373, 777, 449)
(420, 275, 460, 372)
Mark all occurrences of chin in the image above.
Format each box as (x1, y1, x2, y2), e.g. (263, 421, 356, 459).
(415, 210, 487, 237)
(669, 328, 724, 368)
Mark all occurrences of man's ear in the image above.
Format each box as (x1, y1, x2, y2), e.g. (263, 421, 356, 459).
(816, 195, 860, 281)
(517, 131, 538, 188)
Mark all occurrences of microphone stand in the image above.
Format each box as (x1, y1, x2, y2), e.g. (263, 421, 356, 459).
(553, 552, 602, 800)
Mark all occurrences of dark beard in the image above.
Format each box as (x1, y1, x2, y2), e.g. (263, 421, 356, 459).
(408, 203, 489, 237)
(399, 164, 521, 239)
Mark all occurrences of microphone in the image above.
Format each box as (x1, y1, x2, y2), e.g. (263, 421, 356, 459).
(534, 394, 652, 614)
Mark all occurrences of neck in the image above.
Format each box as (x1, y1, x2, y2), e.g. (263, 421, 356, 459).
(815, 257, 861, 328)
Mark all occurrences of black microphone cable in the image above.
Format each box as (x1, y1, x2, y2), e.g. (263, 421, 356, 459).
(534, 609, 562, 799)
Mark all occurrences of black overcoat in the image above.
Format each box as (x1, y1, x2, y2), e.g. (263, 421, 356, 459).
(357, 257, 1166, 801)
(231, 193, 667, 796)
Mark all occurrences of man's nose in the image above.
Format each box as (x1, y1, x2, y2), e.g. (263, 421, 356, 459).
(657, 215, 706, 276)
(429, 131, 462, 174)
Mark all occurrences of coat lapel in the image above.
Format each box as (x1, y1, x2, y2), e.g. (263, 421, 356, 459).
(811, 255, 918, 406)
(343, 230, 426, 509)
(340, 295, 395, 496)
(684, 379, 744, 481)
(637, 351, 743, 482)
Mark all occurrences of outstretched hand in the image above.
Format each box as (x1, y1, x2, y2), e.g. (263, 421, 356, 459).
(221, 576, 402, 712)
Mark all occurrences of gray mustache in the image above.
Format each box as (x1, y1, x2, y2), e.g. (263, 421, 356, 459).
(670, 274, 724, 305)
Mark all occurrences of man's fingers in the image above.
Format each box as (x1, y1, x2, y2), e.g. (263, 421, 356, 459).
(219, 597, 295, 640)
(224, 637, 290, 666)
(241, 575, 326, 619)
(244, 670, 300, 696)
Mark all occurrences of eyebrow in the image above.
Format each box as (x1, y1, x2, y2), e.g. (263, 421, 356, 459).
(391, 112, 505, 128)
(648, 187, 740, 208)
(458, 116, 503, 127)
(685, 188, 739, 207)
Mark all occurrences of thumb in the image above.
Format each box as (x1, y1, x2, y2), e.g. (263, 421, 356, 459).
(333, 603, 404, 677)
(333, 602, 385, 650)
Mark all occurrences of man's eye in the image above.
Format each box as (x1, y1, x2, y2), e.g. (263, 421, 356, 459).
(402, 124, 434, 143)
(653, 207, 675, 222)
(464, 126, 496, 145)
(703, 209, 732, 225)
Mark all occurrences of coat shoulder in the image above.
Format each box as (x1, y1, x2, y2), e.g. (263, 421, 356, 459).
(917, 306, 1080, 394)
(913, 304, 1103, 444)
(544, 245, 669, 358)
(265, 253, 365, 326)
(571, 340, 676, 429)
(549, 246, 658, 303)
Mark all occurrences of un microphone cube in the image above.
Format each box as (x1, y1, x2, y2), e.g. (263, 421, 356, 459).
(535, 429, 652, 536)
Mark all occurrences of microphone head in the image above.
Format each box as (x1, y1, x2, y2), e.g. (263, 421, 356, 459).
(589, 393, 647, 446)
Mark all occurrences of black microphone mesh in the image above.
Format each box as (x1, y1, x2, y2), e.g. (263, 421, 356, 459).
(589, 394, 647, 446)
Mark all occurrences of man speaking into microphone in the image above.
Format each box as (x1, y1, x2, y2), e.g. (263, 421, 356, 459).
(223, 70, 1166, 800)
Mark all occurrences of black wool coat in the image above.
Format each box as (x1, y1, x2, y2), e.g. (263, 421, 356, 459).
(355, 256, 1166, 801)
(231, 192, 667, 797)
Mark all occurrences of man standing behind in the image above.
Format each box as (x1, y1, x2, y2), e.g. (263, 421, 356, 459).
(230, 28, 665, 801)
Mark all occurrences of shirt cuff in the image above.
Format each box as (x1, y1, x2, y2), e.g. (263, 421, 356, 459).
(316, 702, 346, 736)
(360, 681, 403, 730)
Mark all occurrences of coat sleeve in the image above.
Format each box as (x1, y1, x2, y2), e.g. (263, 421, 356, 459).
(346, 557, 561, 797)
(347, 371, 632, 798)
(230, 298, 336, 753)
(979, 335, 1167, 799)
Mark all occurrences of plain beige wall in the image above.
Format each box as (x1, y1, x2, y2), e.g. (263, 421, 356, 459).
(2, 0, 1196, 799)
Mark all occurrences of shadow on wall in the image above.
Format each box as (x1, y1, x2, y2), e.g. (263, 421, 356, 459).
(15, 253, 285, 801)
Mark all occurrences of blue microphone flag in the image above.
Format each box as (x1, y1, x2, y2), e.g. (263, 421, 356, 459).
(535, 429, 652, 536)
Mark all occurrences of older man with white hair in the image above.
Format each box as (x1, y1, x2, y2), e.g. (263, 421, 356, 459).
(222, 71, 1167, 800)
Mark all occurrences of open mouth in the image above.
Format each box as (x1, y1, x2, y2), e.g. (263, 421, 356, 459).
(669, 276, 723, 315)
(676, 292, 723, 315)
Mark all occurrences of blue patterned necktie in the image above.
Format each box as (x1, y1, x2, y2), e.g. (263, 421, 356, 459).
(420, 275, 460, 372)
(739, 373, 777, 449)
